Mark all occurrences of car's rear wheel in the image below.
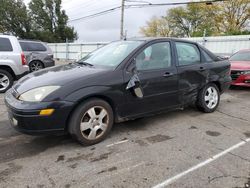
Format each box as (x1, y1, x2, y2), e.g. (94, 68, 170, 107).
(29, 61, 44, 72)
(196, 83, 220, 113)
(0, 70, 13, 93)
(68, 99, 114, 145)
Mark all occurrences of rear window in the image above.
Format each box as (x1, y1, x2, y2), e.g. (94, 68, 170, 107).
(19, 41, 47, 52)
(0, 38, 13, 51)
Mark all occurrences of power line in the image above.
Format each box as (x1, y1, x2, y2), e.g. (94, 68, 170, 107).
(68, 6, 122, 22)
(67, 2, 121, 18)
(68, 0, 229, 23)
(125, 0, 152, 4)
(125, 0, 229, 7)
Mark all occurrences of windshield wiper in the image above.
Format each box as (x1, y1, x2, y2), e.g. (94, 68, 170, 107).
(76, 61, 94, 67)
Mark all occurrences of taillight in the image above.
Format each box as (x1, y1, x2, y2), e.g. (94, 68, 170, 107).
(21, 52, 27, 65)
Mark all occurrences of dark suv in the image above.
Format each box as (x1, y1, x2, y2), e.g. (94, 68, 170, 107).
(19, 40, 55, 72)
(5, 38, 231, 145)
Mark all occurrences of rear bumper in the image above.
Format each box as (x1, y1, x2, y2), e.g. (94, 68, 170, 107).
(221, 81, 231, 92)
(219, 76, 232, 93)
(43, 59, 55, 68)
(5, 89, 74, 135)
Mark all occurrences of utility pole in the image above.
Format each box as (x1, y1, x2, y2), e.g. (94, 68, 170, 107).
(120, 0, 125, 40)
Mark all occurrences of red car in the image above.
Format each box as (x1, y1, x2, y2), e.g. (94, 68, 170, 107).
(230, 49, 250, 87)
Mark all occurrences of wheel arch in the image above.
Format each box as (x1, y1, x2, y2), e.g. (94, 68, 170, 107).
(210, 81, 222, 93)
(29, 59, 44, 67)
(65, 95, 117, 131)
(0, 65, 16, 79)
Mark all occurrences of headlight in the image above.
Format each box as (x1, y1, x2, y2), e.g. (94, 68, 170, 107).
(19, 86, 60, 102)
(244, 70, 250, 75)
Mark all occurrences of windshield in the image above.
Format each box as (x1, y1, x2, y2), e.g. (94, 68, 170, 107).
(230, 51, 250, 62)
(78, 41, 143, 68)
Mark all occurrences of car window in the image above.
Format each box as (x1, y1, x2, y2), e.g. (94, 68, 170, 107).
(136, 42, 172, 71)
(201, 49, 213, 62)
(230, 51, 250, 62)
(176, 42, 201, 66)
(0, 38, 13, 52)
(79, 41, 143, 68)
(19, 42, 47, 52)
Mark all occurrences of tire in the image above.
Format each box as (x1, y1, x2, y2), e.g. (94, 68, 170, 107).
(68, 99, 114, 146)
(0, 69, 14, 93)
(196, 83, 220, 113)
(29, 61, 44, 72)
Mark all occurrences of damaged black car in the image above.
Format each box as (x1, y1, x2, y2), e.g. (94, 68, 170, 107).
(5, 38, 231, 145)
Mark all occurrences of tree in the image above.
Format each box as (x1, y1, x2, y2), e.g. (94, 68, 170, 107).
(140, 16, 172, 37)
(29, 0, 78, 42)
(0, 0, 78, 42)
(216, 0, 250, 35)
(0, 0, 32, 38)
(140, 1, 250, 37)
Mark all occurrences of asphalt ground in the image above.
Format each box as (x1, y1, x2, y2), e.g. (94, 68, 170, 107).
(0, 87, 250, 188)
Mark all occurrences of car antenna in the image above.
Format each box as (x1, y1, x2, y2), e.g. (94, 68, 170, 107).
(123, 30, 127, 41)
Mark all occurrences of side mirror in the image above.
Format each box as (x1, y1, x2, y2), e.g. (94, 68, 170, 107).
(126, 73, 143, 98)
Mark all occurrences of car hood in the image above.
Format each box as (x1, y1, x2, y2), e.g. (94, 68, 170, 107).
(230, 61, 250, 70)
(14, 63, 110, 94)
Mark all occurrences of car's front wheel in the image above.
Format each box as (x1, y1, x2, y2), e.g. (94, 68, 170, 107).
(196, 83, 220, 113)
(68, 99, 114, 145)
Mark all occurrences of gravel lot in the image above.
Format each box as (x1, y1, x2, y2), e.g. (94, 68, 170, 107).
(0, 86, 250, 188)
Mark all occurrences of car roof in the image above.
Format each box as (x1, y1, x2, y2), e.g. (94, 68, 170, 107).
(126, 37, 196, 44)
(0, 34, 17, 40)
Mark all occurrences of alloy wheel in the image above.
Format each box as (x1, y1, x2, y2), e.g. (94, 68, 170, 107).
(30, 61, 43, 72)
(204, 86, 218, 109)
(0, 73, 10, 92)
(80, 106, 109, 140)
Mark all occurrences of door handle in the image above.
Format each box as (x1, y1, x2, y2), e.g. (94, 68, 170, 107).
(163, 72, 174, 77)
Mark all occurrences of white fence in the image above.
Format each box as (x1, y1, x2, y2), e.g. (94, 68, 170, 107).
(48, 35, 250, 60)
(48, 42, 107, 60)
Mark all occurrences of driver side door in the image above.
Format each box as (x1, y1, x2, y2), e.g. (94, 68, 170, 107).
(122, 41, 179, 117)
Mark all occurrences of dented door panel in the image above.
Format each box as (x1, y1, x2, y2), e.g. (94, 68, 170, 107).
(123, 67, 179, 117)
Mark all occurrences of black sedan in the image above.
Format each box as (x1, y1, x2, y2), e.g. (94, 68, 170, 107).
(5, 38, 231, 145)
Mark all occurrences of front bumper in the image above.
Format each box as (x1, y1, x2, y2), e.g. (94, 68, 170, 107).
(231, 74, 250, 87)
(5, 89, 74, 135)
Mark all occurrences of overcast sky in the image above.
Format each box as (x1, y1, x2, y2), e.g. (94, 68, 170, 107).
(24, 0, 187, 42)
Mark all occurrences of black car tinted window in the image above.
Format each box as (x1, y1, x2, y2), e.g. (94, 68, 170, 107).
(201, 49, 213, 62)
(0, 38, 13, 51)
(176, 42, 201, 66)
(136, 42, 172, 71)
(19, 41, 47, 52)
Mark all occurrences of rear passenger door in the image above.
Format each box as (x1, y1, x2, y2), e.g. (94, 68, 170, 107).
(174, 42, 208, 105)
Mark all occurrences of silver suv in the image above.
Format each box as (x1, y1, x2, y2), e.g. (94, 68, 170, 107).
(0, 35, 29, 93)
(19, 40, 55, 72)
